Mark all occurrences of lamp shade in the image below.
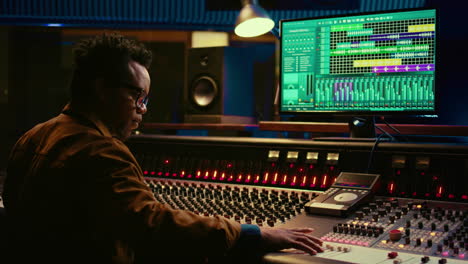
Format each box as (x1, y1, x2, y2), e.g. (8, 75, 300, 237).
(234, 3, 275, 37)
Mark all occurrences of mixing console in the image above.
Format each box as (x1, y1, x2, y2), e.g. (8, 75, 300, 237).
(128, 135, 468, 263)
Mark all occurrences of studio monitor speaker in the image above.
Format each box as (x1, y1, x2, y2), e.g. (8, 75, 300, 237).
(184, 47, 256, 124)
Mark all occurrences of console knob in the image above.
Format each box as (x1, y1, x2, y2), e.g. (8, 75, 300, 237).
(389, 230, 402, 241)
(356, 211, 364, 219)
(421, 256, 430, 263)
(378, 209, 387, 216)
(405, 237, 411, 245)
(427, 239, 433, 247)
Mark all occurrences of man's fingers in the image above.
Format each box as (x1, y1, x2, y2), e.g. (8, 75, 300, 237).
(290, 227, 315, 233)
(290, 240, 319, 255)
(295, 234, 324, 253)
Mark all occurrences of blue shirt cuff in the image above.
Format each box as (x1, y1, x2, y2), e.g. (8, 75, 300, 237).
(237, 224, 261, 250)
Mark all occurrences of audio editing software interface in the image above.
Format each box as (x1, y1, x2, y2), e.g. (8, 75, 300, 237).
(280, 9, 436, 113)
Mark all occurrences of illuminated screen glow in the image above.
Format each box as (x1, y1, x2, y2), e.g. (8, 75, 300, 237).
(280, 9, 437, 114)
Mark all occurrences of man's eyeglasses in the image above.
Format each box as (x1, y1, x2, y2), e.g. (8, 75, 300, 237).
(121, 83, 149, 109)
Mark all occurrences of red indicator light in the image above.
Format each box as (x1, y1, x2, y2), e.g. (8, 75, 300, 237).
(164, 160, 169, 164)
(227, 163, 232, 168)
(281, 175, 287, 185)
(420, 172, 425, 176)
(330, 166, 334, 171)
(246, 175, 251, 183)
(150, 171, 156, 176)
(396, 170, 401, 175)
(299, 168, 303, 172)
(321, 175, 328, 187)
(180, 171, 185, 178)
(143, 170, 148, 175)
(289, 163, 294, 168)
(172, 173, 177, 177)
(228, 175, 233, 181)
(196, 171, 201, 178)
(412, 192, 417, 196)
(165, 172, 169, 176)
(309, 164, 314, 169)
(300, 176, 307, 186)
(425, 193, 430, 197)
(272, 173, 278, 184)
(204, 171, 209, 179)
(187, 174, 192, 178)
(436, 193, 442, 198)
(432, 176, 438, 180)
(262, 172, 269, 184)
(236, 174, 243, 182)
(291, 176, 297, 186)
(157, 172, 162, 176)
(310, 176, 317, 187)
(271, 162, 276, 167)
(254, 175, 260, 183)
(220, 172, 226, 180)
(212, 170, 218, 179)
(462, 195, 468, 200)
(448, 194, 455, 199)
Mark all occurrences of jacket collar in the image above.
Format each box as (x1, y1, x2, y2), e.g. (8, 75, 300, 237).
(61, 103, 114, 138)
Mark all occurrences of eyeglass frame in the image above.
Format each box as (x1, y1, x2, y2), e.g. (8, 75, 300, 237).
(121, 82, 149, 109)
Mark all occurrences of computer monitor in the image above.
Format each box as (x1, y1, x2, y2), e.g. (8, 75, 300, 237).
(279, 8, 437, 138)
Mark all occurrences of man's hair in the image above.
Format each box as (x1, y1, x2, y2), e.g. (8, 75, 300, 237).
(70, 33, 152, 103)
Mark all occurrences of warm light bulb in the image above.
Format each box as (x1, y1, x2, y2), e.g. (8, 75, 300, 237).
(234, 17, 274, 37)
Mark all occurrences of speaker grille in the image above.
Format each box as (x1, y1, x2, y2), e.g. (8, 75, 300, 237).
(190, 76, 218, 108)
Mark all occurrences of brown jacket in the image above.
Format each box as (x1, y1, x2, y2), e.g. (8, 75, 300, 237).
(4, 104, 241, 263)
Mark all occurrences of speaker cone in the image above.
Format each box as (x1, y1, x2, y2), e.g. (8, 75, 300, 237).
(191, 76, 218, 107)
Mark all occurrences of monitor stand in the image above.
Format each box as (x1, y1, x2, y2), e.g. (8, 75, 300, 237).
(314, 116, 391, 142)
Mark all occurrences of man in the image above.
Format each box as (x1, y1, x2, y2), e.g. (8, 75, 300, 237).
(3, 33, 323, 263)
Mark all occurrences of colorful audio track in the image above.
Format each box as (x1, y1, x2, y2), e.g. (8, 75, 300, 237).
(280, 9, 436, 113)
(314, 75, 434, 110)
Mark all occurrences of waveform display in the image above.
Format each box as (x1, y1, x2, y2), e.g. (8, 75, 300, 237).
(314, 75, 434, 111)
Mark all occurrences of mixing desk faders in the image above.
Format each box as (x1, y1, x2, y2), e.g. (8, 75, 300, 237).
(128, 135, 468, 264)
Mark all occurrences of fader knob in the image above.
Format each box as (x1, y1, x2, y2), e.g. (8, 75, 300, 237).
(356, 211, 364, 219)
(427, 239, 433, 247)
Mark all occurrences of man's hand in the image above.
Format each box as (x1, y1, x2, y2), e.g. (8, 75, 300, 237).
(260, 227, 324, 255)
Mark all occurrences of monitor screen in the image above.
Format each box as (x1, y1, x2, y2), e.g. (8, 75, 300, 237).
(279, 9, 437, 116)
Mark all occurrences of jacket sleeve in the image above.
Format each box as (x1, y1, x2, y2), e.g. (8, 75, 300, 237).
(83, 138, 242, 259)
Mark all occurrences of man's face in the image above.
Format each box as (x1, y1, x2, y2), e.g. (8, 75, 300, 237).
(102, 60, 151, 140)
